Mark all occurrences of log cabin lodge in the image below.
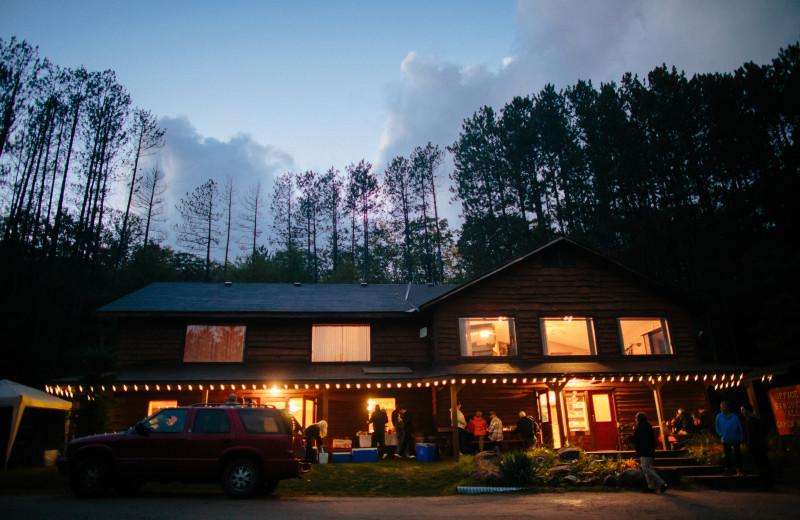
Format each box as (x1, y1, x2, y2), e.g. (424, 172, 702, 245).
(48, 237, 752, 454)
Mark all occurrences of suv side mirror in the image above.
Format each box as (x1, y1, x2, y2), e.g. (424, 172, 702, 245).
(135, 421, 151, 436)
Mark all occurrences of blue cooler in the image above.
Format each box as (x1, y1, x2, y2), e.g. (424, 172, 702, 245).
(331, 452, 351, 463)
(415, 443, 436, 462)
(351, 448, 378, 462)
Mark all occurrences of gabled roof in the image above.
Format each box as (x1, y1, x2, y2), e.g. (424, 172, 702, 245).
(98, 282, 456, 316)
(420, 236, 684, 309)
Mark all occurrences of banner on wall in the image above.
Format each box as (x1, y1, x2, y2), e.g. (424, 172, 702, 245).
(768, 385, 800, 435)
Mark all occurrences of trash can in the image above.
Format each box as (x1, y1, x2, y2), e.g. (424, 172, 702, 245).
(415, 443, 436, 462)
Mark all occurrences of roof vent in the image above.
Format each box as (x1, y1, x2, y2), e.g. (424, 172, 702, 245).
(360, 282, 368, 287)
(294, 282, 302, 286)
(426, 282, 433, 287)
(224, 281, 232, 287)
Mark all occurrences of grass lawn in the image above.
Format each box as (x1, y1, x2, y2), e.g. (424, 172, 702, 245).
(0, 458, 480, 497)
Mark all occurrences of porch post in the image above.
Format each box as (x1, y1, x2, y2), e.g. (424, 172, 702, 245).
(321, 388, 329, 422)
(545, 381, 568, 448)
(646, 381, 668, 450)
(745, 380, 760, 416)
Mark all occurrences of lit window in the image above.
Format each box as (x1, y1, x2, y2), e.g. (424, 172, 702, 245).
(183, 325, 245, 362)
(618, 318, 673, 355)
(541, 317, 597, 356)
(312, 324, 370, 362)
(458, 318, 517, 357)
(147, 400, 177, 416)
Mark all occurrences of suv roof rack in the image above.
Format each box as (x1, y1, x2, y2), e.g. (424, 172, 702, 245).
(189, 402, 278, 409)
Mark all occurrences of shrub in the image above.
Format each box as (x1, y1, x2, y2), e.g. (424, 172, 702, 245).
(684, 431, 723, 464)
(499, 451, 540, 486)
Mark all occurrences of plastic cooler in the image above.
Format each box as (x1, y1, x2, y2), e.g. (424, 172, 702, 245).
(415, 443, 436, 462)
(331, 452, 351, 463)
(351, 447, 378, 462)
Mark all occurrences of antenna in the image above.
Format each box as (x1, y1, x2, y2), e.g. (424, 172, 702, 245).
(395, 281, 420, 312)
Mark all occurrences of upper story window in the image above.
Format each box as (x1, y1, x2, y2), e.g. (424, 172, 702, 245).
(312, 324, 370, 362)
(458, 317, 517, 357)
(541, 317, 597, 356)
(618, 318, 673, 355)
(183, 325, 245, 363)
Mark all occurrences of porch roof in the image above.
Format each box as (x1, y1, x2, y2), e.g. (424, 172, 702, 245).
(49, 360, 752, 397)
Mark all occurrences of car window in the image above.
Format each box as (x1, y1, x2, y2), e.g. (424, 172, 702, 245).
(193, 409, 231, 433)
(146, 409, 188, 433)
(237, 409, 281, 434)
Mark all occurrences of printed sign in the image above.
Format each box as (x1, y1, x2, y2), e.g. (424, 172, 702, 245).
(768, 385, 800, 435)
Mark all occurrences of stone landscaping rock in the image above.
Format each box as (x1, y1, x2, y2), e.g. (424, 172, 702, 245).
(547, 465, 572, 479)
(603, 475, 618, 487)
(557, 447, 581, 461)
(562, 475, 579, 486)
(619, 467, 645, 487)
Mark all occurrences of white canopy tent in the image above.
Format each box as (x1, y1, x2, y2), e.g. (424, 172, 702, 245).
(0, 379, 72, 469)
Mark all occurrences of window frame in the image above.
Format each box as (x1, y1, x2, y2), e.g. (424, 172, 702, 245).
(311, 323, 371, 362)
(617, 317, 674, 356)
(457, 317, 518, 358)
(183, 324, 246, 363)
(540, 316, 598, 356)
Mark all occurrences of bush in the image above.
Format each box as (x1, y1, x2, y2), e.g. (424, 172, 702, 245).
(684, 431, 722, 464)
(499, 451, 540, 486)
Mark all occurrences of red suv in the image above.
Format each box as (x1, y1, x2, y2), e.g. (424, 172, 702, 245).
(57, 403, 309, 498)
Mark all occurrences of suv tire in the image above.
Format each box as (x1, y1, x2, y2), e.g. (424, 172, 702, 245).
(222, 457, 262, 498)
(70, 456, 112, 498)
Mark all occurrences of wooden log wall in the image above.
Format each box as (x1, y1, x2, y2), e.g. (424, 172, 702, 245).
(116, 315, 431, 367)
(432, 243, 699, 364)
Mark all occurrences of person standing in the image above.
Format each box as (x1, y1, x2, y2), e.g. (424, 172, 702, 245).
(397, 405, 416, 458)
(487, 411, 504, 450)
(468, 411, 487, 452)
(741, 403, 772, 488)
(391, 406, 404, 459)
(515, 411, 535, 449)
(715, 401, 744, 476)
(451, 402, 467, 455)
(368, 404, 389, 459)
(627, 412, 667, 493)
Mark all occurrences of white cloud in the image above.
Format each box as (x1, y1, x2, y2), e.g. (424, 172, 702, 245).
(150, 116, 294, 251)
(375, 0, 800, 228)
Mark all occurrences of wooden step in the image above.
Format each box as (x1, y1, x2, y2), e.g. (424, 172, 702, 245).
(688, 474, 766, 489)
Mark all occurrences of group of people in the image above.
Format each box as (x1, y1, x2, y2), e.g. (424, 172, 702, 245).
(666, 406, 715, 438)
(627, 400, 772, 494)
(454, 402, 539, 454)
(368, 403, 416, 459)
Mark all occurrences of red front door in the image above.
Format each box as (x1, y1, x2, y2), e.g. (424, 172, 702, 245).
(588, 391, 617, 450)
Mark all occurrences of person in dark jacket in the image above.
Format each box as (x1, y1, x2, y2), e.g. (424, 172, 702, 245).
(391, 406, 404, 459)
(397, 405, 416, 458)
(627, 412, 667, 493)
(741, 403, 772, 489)
(672, 408, 696, 435)
(304, 420, 327, 462)
(368, 404, 389, 459)
(515, 411, 536, 449)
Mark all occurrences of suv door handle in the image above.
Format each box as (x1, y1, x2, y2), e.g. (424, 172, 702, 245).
(222, 438, 232, 443)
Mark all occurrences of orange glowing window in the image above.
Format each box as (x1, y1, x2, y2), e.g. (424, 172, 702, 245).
(183, 325, 245, 362)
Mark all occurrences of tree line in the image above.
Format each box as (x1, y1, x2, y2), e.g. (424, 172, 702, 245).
(1, 36, 797, 387)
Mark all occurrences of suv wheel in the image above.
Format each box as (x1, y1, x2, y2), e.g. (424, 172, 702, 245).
(70, 456, 112, 498)
(222, 457, 262, 498)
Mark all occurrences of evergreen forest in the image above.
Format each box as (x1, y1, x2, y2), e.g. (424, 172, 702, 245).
(1, 37, 798, 387)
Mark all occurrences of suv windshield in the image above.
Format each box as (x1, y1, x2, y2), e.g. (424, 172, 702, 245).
(144, 409, 189, 433)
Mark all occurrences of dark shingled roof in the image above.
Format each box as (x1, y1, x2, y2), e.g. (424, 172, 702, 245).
(98, 282, 456, 315)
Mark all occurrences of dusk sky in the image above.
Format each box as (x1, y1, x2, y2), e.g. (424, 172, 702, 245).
(3, 0, 799, 228)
